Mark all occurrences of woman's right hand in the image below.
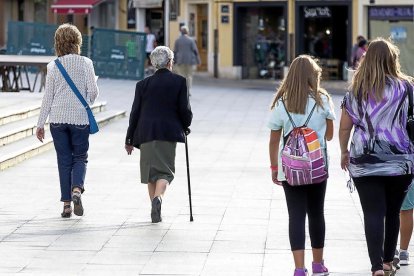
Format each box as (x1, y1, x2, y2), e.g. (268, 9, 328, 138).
(341, 151, 350, 171)
(36, 128, 44, 143)
(125, 144, 134, 155)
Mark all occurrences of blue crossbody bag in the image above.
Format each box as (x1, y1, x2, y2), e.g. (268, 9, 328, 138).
(54, 59, 99, 134)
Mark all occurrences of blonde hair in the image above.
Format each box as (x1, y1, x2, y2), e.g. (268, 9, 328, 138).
(54, 23, 82, 57)
(271, 55, 328, 113)
(351, 37, 412, 101)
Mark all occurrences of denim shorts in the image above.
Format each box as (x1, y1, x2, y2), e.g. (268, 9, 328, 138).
(401, 181, 414, 211)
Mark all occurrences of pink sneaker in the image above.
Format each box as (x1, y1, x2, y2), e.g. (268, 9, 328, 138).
(312, 260, 329, 276)
(294, 268, 308, 276)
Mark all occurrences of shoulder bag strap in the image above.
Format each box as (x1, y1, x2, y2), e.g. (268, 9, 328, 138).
(281, 100, 297, 128)
(54, 59, 91, 111)
(304, 103, 318, 127)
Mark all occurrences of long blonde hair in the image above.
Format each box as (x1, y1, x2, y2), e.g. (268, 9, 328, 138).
(271, 55, 327, 113)
(351, 37, 412, 101)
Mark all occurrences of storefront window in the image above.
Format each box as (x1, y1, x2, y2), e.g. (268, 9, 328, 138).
(297, 4, 350, 80)
(300, 6, 348, 60)
(235, 5, 286, 79)
(95, 0, 116, 29)
(369, 6, 414, 76)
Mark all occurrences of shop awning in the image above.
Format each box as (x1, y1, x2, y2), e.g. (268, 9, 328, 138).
(51, 0, 104, 14)
(133, 0, 163, 9)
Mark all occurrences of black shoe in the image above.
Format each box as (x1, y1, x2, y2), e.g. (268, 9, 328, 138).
(61, 204, 72, 218)
(72, 191, 84, 216)
(151, 197, 162, 223)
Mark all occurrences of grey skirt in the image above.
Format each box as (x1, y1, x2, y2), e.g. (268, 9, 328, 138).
(140, 140, 177, 184)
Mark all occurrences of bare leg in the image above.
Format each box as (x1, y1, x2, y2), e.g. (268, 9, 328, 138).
(312, 247, 323, 263)
(150, 179, 167, 223)
(154, 179, 168, 199)
(400, 209, 414, 250)
(292, 250, 305, 268)
(148, 182, 156, 200)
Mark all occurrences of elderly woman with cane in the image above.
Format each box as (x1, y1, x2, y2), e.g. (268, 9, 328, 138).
(125, 46, 193, 223)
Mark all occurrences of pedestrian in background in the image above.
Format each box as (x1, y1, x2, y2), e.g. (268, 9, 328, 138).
(339, 38, 414, 276)
(36, 23, 99, 218)
(396, 183, 414, 266)
(125, 46, 192, 223)
(174, 25, 201, 95)
(351, 35, 365, 68)
(145, 26, 157, 68)
(353, 39, 368, 69)
(268, 55, 335, 276)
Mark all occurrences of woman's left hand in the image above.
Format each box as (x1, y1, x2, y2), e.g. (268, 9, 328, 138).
(271, 170, 282, 186)
(125, 144, 134, 155)
(341, 151, 350, 171)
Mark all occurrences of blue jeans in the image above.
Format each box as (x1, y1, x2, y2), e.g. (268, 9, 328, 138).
(50, 123, 89, 202)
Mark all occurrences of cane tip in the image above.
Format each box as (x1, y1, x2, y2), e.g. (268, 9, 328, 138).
(190, 216, 194, 222)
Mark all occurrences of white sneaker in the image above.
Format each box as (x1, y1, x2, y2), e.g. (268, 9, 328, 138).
(400, 250, 410, 266)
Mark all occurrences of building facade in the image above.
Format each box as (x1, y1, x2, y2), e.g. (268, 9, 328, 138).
(357, 0, 414, 76)
(166, 0, 359, 79)
(168, 0, 413, 79)
(2, 1, 413, 78)
(0, 0, 130, 50)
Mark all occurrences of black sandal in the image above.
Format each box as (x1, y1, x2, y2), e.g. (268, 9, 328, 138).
(61, 204, 72, 218)
(384, 264, 397, 276)
(72, 190, 84, 216)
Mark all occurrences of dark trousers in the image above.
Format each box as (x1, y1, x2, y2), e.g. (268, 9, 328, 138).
(50, 123, 89, 202)
(282, 180, 327, 251)
(353, 175, 412, 272)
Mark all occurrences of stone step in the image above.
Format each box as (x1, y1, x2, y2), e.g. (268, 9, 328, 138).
(0, 109, 126, 171)
(0, 103, 41, 126)
(0, 102, 107, 146)
(0, 101, 106, 126)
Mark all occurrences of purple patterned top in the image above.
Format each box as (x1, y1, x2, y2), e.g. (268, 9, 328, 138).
(342, 79, 414, 177)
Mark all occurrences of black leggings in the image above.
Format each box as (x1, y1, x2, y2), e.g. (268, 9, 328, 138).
(282, 181, 327, 251)
(353, 175, 412, 272)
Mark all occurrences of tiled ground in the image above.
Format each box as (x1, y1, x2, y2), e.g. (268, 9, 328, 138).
(0, 77, 413, 275)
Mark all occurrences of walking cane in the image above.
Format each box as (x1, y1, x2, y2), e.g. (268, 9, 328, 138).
(185, 135, 194, 222)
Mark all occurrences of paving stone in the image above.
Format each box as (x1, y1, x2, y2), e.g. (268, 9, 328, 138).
(0, 78, 413, 275)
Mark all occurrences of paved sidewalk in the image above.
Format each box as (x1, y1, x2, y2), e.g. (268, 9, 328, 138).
(0, 77, 413, 275)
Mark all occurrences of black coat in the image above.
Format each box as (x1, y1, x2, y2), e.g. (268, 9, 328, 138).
(125, 68, 192, 148)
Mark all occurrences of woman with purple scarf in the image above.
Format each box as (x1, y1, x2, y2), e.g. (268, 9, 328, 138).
(339, 38, 414, 276)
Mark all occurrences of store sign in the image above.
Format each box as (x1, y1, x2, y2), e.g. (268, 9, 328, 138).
(133, 0, 162, 8)
(304, 7, 331, 18)
(390, 27, 408, 42)
(221, 5, 229, 13)
(369, 6, 414, 21)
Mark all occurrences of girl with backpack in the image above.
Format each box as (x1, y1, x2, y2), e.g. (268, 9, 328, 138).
(268, 55, 335, 276)
(339, 38, 414, 276)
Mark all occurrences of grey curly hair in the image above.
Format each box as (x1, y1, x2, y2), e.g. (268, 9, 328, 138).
(150, 46, 174, 70)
